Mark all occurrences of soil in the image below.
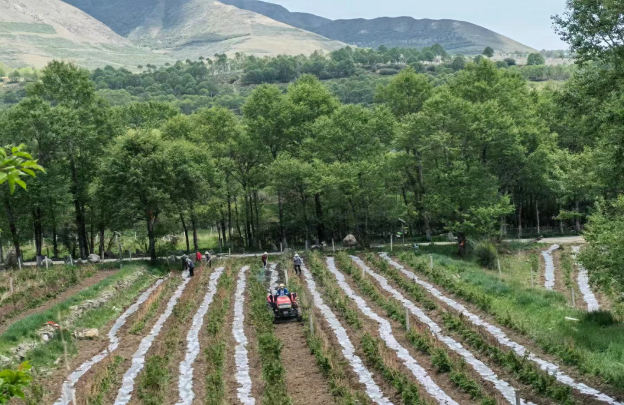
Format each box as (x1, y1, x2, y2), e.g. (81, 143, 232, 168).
(271, 265, 335, 405)
(0, 270, 118, 335)
(390, 255, 624, 402)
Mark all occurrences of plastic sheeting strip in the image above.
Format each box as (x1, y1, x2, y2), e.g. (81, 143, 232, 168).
(176, 267, 226, 405)
(114, 274, 192, 405)
(380, 253, 622, 405)
(269, 263, 279, 293)
(54, 278, 165, 405)
(233, 266, 255, 405)
(571, 247, 600, 312)
(301, 262, 393, 405)
(350, 256, 532, 405)
(327, 257, 457, 405)
(542, 245, 560, 290)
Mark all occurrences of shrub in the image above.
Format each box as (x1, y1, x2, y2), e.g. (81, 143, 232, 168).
(475, 242, 498, 269)
(378, 68, 400, 76)
(583, 310, 617, 327)
(431, 348, 452, 373)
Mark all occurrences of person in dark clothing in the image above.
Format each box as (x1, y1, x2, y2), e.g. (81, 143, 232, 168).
(186, 257, 195, 277)
(205, 251, 212, 268)
(261, 252, 268, 268)
(294, 254, 302, 275)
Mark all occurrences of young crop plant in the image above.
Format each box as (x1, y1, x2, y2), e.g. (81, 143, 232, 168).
(249, 265, 292, 405)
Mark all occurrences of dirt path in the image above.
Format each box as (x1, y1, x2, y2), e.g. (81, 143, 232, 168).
(0, 270, 118, 336)
(270, 265, 335, 405)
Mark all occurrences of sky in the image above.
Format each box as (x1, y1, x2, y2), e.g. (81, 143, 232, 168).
(268, 0, 569, 50)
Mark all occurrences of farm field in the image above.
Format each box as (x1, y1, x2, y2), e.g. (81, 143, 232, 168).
(0, 243, 620, 405)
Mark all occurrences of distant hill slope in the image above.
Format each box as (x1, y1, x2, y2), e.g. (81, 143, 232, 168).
(62, 0, 346, 59)
(312, 18, 535, 54)
(219, 0, 331, 31)
(0, 0, 173, 68)
(205, 0, 535, 54)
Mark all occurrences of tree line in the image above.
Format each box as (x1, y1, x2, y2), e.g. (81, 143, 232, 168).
(0, 53, 595, 263)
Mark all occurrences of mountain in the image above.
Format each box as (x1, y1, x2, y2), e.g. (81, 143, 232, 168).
(206, 0, 535, 54)
(0, 0, 173, 68)
(62, 0, 346, 59)
(313, 17, 536, 54)
(218, 0, 331, 31)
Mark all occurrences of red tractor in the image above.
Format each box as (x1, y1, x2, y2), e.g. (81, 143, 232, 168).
(267, 291, 302, 323)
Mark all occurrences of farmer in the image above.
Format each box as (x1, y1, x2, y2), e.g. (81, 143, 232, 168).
(276, 283, 289, 296)
(196, 251, 202, 262)
(261, 252, 269, 268)
(181, 255, 189, 271)
(205, 251, 212, 268)
(294, 254, 302, 275)
(186, 256, 195, 277)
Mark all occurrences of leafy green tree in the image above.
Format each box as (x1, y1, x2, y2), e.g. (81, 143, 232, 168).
(101, 130, 174, 260)
(0, 145, 44, 194)
(504, 57, 517, 66)
(375, 67, 432, 118)
(553, 0, 624, 66)
(482, 46, 495, 58)
(451, 56, 466, 71)
(527, 53, 546, 65)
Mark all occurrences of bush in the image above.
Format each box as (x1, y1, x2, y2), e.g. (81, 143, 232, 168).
(475, 242, 498, 269)
(431, 348, 452, 373)
(378, 68, 400, 76)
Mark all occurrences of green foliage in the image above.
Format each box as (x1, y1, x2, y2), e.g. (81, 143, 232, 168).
(0, 145, 45, 194)
(482, 47, 494, 58)
(431, 348, 452, 373)
(527, 53, 546, 65)
(504, 57, 516, 66)
(474, 242, 498, 269)
(0, 362, 32, 403)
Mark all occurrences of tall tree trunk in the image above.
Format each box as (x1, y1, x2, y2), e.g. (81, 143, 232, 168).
(190, 205, 199, 252)
(234, 196, 243, 245)
(243, 192, 252, 247)
(99, 226, 105, 257)
(575, 200, 581, 233)
(314, 193, 325, 245)
(536, 199, 541, 235)
(146, 212, 157, 261)
(517, 204, 523, 238)
(89, 210, 95, 255)
(227, 189, 233, 245)
(220, 211, 227, 244)
(4, 196, 20, 259)
(180, 212, 190, 254)
(74, 199, 87, 258)
(254, 190, 260, 246)
(50, 206, 59, 258)
(33, 207, 43, 259)
(278, 192, 287, 248)
(301, 194, 308, 247)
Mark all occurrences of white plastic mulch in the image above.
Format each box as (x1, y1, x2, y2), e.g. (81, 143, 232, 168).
(301, 262, 393, 405)
(114, 273, 192, 405)
(233, 266, 255, 405)
(326, 257, 458, 405)
(350, 256, 532, 405)
(176, 267, 226, 405)
(571, 246, 600, 312)
(269, 263, 279, 293)
(380, 253, 622, 405)
(542, 244, 560, 290)
(54, 278, 165, 405)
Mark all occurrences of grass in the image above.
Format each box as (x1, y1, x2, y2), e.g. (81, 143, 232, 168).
(129, 279, 173, 335)
(399, 251, 624, 391)
(0, 262, 166, 368)
(204, 264, 235, 405)
(82, 355, 124, 405)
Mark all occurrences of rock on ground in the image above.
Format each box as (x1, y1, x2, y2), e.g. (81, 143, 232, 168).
(343, 234, 357, 247)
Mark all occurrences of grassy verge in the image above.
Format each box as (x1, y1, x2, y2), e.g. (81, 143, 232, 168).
(204, 265, 235, 405)
(399, 251, 624, 392)
(0, 264, 164, 365)
(129, 279, 173, 335)
(335, 253, 494, 404)
(287, 254, 370, 404)
(249, 264, 292, 405)
(83, 355, 125, 405)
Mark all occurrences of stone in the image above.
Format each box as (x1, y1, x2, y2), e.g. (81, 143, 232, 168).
(73, 328, 99, 340)
(41, 258, 54, 267)
(4, 249, 18, 268)
(88, 254, 101, 264)
(447, 231, 456, 242)
(12, 342, 37, 360)
(343, 234, 358, 247)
